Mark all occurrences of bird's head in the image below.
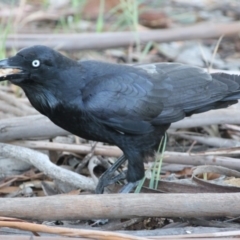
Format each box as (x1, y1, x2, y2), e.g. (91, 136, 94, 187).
(0, 45, 76, 87)
(0, 45, 81, 114)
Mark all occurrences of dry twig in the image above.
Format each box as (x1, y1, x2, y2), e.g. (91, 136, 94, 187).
(0, 143, 95, 191)
(0, 219, 146, 240)
(10, 141, 240, 171)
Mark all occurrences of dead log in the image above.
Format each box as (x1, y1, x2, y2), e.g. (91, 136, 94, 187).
(0, 193, 240, 220)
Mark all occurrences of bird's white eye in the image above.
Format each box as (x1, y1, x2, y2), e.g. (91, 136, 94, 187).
(32, 60, 40, 68)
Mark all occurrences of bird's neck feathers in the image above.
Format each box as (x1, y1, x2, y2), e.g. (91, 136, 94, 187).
(20, 65, 85, 116)
(24, 86, 59, 116)
(23, 80, 84, 118)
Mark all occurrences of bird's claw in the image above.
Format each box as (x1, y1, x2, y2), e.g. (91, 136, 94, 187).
(95, 155, 127, 194)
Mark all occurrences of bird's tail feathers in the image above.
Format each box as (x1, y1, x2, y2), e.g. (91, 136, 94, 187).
(211, 72, 240, 101)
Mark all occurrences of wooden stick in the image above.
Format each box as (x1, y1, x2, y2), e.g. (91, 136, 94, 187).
(0, 100, 24, 116)
(11, 140, 122, 157)
(4, 21, 240, 50)
(171, 109, 240, 129)
(0, 220, 145, 240)
(10, 140, 240, 171)
(0, 193, 240, 220)
(0, 237, 88, 240)
(162, 152, 240, 171)
(171, 133, 240, 148)
(0, 143, 95, 191)
(0, 114, 68, 142)
(0, 91, 37, 115)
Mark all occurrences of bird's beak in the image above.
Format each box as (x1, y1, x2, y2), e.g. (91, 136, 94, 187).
(0, 58, 29, 83)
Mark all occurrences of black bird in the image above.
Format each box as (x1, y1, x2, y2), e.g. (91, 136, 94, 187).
(0, 45, 240, 193)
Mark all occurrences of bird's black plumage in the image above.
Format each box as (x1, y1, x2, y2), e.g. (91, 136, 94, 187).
(0, 45, 240, 189)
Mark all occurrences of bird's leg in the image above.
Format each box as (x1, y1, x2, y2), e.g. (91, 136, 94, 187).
(95, 155, 127, 194)
(92, 155, 127, 226)
(106, 170, 127, 185)
(118, 181, 139, 193)
(92, 155, 138, 226)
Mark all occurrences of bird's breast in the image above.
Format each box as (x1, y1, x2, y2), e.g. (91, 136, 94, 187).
(47, 103, 113, 143)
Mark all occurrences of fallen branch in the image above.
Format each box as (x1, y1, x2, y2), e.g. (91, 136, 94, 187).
(10, 141, 240, 171)
(0, 219, 145, 240)
(0, 100, 24, 116)
(123, 227, 240, 238)
(0, 91, 37, 115)
(193, 147, 240, 156)
(0, 193, 240, 220)
(171, 133, 240, 148)
(12, 140, 122, 157)
(4, 21, 240, 50)
(0, 143, 95, 191)
(163, 152, 240, 171)
(155, 230, 240, 239)
(171, 109, 240, 129)
(0, 115, 68, 142)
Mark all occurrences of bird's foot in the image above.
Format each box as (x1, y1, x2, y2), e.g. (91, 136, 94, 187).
(95, 171, 126, 194)
(95, 155, 127, 194)
(118, 181, 139, 193)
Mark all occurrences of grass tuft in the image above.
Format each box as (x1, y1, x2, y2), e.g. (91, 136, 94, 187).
(135, 133, 167, 193)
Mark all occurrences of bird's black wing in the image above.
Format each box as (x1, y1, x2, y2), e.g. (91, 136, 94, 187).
(81, 66, 172, 135)
(142, 63, 240, 124)
(82, 62, 239, 133)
